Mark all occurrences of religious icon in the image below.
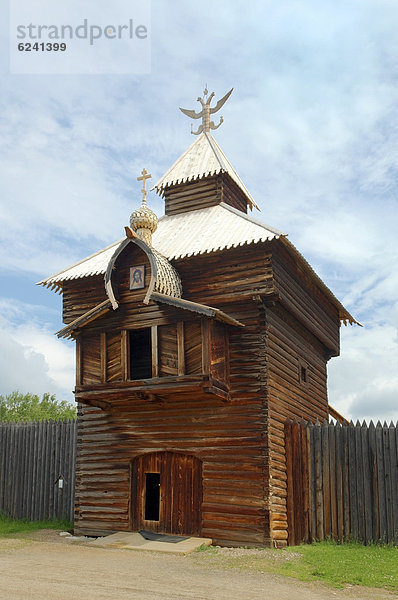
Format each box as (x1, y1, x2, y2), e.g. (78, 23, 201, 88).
(130, 265, 145, 290)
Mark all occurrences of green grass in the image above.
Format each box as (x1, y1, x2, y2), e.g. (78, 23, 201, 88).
(0, 513, 73, 536)
(279, 541, 398, 590)
(194, 541, 398, 591)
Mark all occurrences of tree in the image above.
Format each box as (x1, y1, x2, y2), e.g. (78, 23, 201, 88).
(0, 391, 76, 422)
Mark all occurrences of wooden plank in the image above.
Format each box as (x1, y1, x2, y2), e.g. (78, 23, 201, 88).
(177, 321, 185, 376)
(361, 422, 372, 544)
(76, 338, 82, 386)
(121, 330, 128, 381)
(151, 326, 158, 378)
(201, 319, 210, 375)
(390, 424, 398, 544)
(355, 422, 365, 542)
(335, 422, 344, 541)
(368, 421, 378, 543)
(321, 422, 331, 537)
(313, 423, 323, 540)
(284, 420, 295, 545)
(383, 424, 392, 543)
(328, 422, 337, 540)
(375, 423, 387, 543)
(342, 425, 350, 540)
(100, 333, 107, 383)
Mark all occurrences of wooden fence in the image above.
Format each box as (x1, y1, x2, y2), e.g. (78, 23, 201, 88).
(0, 420, 77, 522)
(285, 419, 398, 546)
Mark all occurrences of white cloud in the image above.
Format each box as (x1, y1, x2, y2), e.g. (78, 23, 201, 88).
(0, 299, 74, 402)
(328, 321, 398, 423)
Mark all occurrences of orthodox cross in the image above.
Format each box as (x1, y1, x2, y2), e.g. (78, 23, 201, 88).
(137, 168, 152, 204)
(180, 87, 233, 135)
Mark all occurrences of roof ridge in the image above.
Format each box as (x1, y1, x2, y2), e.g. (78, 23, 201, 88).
(152, 133, 208, 190)
(203, 132, 227, 172)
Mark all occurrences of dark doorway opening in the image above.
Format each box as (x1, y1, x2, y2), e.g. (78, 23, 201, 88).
(130, 328, 152, 379)
(144, 472, 160, 521)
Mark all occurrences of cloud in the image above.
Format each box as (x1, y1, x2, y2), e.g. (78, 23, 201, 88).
(328, 320, 398, 423)
(0, 299, 74, 402)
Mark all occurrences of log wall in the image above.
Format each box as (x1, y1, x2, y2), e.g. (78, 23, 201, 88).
(272, 242, 340, 355)
(63, 275, 106, 324)
(67, 239, 340, 548)
(265, 303, 331, 545)
(163, 174, 249, 216)
(74, 302, 270, 547)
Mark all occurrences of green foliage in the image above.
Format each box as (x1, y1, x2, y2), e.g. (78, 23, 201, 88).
(0, 391, 76, 422)
(0, 513, 73, 536)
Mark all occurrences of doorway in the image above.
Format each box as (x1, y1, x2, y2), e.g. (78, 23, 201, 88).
(131, 451, 202, 536)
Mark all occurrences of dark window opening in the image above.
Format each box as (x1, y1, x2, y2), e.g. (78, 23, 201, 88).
(145, 473, 160, 521)
(130, 329, 152, 380)
(300, 366, 307, 383)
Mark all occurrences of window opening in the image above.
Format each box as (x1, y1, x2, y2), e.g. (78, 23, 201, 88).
(130, 328, 152, 379)
(298, 359, 309, 385)
(145, 473, 160, 521)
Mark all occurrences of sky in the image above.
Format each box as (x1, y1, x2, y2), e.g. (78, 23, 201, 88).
(0, 0, 397, 423)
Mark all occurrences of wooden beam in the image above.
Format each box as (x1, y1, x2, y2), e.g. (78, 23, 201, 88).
(121, 330, 128, 381)
(151, 326, 158, 378)
(201, 319, 210, 375)
(75, 337, 82, 386)
(177, 321, 185, 376)
(100, 333, 107, 383)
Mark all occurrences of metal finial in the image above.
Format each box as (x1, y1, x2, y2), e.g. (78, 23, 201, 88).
(180, 87, 233, 135)
(137, 168, 152, 205)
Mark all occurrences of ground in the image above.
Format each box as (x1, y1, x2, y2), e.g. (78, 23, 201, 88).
(0, 530, 396, 600)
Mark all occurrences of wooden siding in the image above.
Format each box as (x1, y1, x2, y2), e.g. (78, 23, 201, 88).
(106, 332, 122, 383)
(164, 173, 249, 216)
(219, 173, 248, 214)
(265, 303, 330, 545)
(164, 177, 220, 215)
(175, 245, 275, 306)
(158, 325, 178, 377)
(81, 334, 101, 385)
(184, 321, 202, 375)
(63, 275, 106, 324)
(271, 242, 340, 355)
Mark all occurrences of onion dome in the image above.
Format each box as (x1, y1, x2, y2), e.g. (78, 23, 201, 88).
(130, 168, 158, 246)
(130, 202, 158, 246)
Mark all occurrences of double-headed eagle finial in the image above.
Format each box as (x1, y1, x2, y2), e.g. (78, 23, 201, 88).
(180, 87, 233, 135)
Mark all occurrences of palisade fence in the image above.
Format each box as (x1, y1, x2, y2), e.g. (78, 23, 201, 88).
(0, 421, 77, 522)
(285, 419, 398, 546)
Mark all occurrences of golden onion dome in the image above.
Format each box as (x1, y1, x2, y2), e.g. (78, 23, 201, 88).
(130, 168, 158, 246)
(130, 202, 158, 246)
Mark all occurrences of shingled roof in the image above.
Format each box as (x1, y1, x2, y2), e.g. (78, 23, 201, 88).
(38, 203, 283, 290)
(153, 133, 259, 211)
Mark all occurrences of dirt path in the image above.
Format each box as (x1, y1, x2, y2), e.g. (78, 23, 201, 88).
(0, 531, 395, 600)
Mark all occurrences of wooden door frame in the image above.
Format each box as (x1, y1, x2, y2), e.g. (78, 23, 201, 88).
(130, 451, 202, 536)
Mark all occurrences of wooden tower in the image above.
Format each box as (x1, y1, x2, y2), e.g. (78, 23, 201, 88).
(40, 89, 357, 547)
